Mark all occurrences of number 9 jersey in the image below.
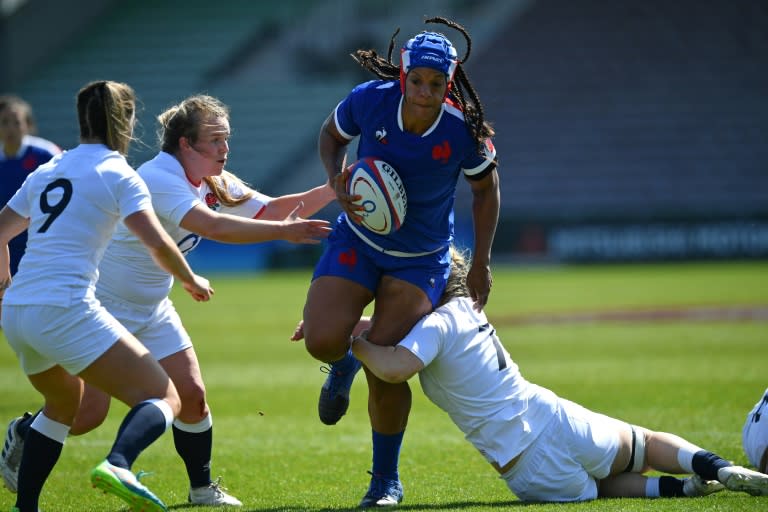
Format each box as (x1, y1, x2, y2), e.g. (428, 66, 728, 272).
(3, 144, 152, 307)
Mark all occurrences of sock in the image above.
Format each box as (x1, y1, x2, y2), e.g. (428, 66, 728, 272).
(657, 475, 686, 497)
(690, 450, 731, 481)
(173, 415, 213, 488)
(16, 415, 69, 512)
(107, 399, 173, 469)
(645, 476, 660, 497)
(14, 409, 40, 439)
(333, 349, 359, 373)
(371, 430, 404, 481)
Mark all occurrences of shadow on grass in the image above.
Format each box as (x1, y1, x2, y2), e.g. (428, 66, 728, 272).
(166, 500, 531, 511)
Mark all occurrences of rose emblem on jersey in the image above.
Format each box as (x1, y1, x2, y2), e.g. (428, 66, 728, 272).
(204, 192, 220, 211)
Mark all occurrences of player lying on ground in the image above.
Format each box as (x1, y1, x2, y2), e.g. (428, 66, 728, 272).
(743, 387, 768, 474)
(293, 247, 768, 502)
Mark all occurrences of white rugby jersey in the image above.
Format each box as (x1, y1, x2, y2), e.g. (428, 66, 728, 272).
(398, 297, 558, 467)
(743, 387, 768, 469)
(4, 144, 151, 306)
(97, 151, 269, 305)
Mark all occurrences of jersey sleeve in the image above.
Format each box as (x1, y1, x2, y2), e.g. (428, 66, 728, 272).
(144, 170, 202, 227)
(219, 187, 270, 219)
(334, 81, 380, 140)
(117, 170, 153, 220)
(462, 138, 498, 181)
(398, 309, 451, 366)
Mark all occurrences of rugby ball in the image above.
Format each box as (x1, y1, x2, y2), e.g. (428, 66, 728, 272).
(346, 158, 407, 235)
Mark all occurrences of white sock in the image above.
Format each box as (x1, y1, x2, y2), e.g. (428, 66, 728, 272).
(174, 413, 213, 433)
(645, 476, 661, 497)
(30, 413, 70, 444)
(677, 444, 699, 473)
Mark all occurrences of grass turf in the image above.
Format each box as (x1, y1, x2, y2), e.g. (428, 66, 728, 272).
(0, 260, 766, 511)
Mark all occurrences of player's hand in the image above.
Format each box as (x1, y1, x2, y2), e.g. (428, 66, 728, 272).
(333, 163, 365, 224)
(282, 203, 332, 244)
(290, 320, 305, 341)
(467, 262, 492, 311)
(182, 274, 214, 302)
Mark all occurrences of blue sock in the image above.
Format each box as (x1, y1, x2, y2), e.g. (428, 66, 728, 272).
(333, 349, 359, 372)
(16, 428, 63, 512)
(692, 450, 731, 481)
(107, 400, 171, 469)
(173, 421, 213, 488)
(657, 476, 686, 497)
(371, 430, 404, 481)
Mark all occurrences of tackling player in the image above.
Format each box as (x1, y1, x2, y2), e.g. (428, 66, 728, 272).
(313, 248, 768, 502)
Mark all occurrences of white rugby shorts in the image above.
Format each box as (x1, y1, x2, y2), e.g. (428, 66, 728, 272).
(3, 299, 129, 375)
(97, 294, 191, 361)
(502, 397, 622, 502)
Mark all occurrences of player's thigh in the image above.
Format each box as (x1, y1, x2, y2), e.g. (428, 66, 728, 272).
(368, 276, 433, 345)
(27, 365, 83, 424)
(303, 275, 372, 347)
(79, 332, 178, 410)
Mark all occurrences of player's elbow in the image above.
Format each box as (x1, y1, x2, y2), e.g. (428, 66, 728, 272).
(376, 365, 415, 384)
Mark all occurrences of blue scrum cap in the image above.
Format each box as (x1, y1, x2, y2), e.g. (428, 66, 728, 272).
(400, 31, 458, 86)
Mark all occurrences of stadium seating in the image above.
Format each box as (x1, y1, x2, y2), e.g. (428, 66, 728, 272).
(467, 0, 768, 222)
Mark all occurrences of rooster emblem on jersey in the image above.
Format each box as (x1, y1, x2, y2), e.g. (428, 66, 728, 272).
(375, 127, 388, 144)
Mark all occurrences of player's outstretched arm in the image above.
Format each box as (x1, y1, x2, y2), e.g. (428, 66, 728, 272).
(180, 203, 331, 244)
(261, 182, 336, 220)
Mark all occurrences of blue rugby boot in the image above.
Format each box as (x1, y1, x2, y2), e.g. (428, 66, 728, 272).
(318, 351, 362, 425)
(359, 471, 404, 508)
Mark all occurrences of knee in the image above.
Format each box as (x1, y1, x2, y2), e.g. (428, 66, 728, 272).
(163, 386, 183, 418)
(303, 326, 351, 363)
(178, 383, 209, 423)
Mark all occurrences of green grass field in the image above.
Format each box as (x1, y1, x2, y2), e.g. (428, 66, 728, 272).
(1, 261, 766, 511)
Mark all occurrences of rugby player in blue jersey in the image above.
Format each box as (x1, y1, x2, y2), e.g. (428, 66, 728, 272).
(0, 96, 61, 278)
(300, 16, 499, 507)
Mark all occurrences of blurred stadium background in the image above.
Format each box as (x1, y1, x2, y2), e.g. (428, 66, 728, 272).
(2, 0, 766, 272)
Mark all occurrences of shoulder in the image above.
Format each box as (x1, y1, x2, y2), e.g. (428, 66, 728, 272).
(23, 135, 62, 156)
(345, 80, 399, 106)
(136, 152, 184, 186)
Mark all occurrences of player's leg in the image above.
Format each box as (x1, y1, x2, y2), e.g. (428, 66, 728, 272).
(13, 366, 81, 512)
(639, 426, 768, 496)
(305, 275, 370, 425)
(160, 347, 242, 506)
(598, 425, 724, 497)
(303, 239, 375, 426)
(83, 333, 180, 512)
(357, 273, 439, 508)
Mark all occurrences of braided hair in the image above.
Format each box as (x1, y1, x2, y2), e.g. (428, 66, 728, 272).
(352, 16, 495, 155)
